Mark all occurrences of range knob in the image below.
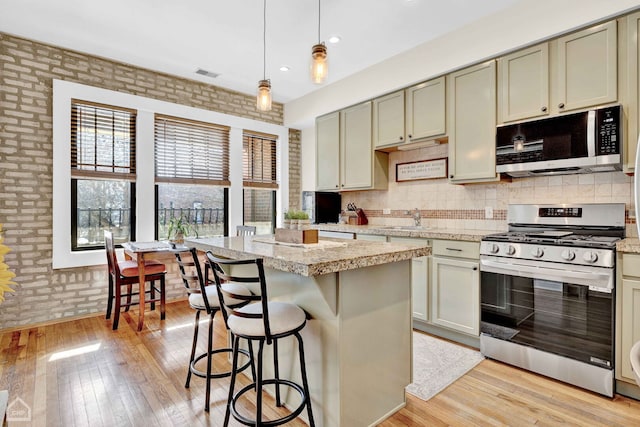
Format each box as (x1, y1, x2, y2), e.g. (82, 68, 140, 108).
(505, 245, 516, 255)
(561, 249, 576, 261)
(488, 243, 499, 254)
(531, 247, 544, 258)
(583, 251, 598, 263)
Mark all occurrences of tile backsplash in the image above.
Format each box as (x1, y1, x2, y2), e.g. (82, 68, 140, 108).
(343, 144, 637, 236)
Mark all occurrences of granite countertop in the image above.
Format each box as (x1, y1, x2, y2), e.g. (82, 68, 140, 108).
(618, 238, 640, 254)
(186, 235, 430, 277)
(311, 223, 495, 242)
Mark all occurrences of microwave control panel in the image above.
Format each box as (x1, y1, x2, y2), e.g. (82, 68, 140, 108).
(596, 105, 620, 156)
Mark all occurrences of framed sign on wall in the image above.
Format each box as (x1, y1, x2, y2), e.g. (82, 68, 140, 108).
(396, 158, 448, 182)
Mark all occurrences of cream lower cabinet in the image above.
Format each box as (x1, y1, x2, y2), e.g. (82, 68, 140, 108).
(447, 60, 498, 184)
(389, 236, 430, 321)
(617, 253, 640, 386)
(430, 240, 479, 335)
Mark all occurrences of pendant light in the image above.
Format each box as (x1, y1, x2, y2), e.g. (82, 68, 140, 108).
(311, 0, 328, 84)
(257, 0, 272, 111)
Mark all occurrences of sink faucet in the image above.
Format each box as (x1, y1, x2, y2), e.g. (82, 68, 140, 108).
(413, 208, 421, 227)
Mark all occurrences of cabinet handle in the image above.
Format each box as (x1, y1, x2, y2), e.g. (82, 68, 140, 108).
(558, 103, 565, 109)
(446, 248, 462, 252)
(408, 134, 412, 138)
(541, 106, 547, 112)
(335, 185, 339, 188)
(449, 174, 454, 179)
(472, 266, 478, 271)
(399, 136, 403, 141)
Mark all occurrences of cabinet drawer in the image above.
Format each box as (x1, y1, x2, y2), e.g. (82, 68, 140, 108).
(622, 253, 640, 277)
(432, 239, 479, 259)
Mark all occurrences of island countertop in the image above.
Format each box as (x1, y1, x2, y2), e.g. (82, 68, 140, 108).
(186, 235, 430, 277)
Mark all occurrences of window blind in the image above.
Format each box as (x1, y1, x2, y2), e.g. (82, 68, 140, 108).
(243, 131, 278, 189)
(71, 100, 136, 181)
(154, 114, 230, 186)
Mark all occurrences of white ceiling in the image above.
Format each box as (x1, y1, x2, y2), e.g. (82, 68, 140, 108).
(0, 0, 522, 104)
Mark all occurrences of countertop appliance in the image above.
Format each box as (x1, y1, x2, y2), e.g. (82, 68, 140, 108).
(496, 105, 621, 177)
(301, 191, 341, 224)
(479, 203, 625, 397)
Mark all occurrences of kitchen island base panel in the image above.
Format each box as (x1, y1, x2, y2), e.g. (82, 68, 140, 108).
(229, 260, 412, 427)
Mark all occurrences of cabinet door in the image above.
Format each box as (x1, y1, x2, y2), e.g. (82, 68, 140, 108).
(447, 60, 498, 183)
(498, 43, 549, 123)
(316, 112, 340, 191)
(406, 76, 446, 142)
(626, 12, 640, 172)
(556, 20, 617, 113)
(431, 256, 479, 335)
(620, 278, 640, 382)
(411, 256, 429, 321)
(340, 102, 373, 190)
(373, 91, 405, 148)
(390, 237, 430, 321)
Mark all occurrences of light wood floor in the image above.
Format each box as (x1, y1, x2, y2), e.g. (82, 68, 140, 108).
(1, 300, 639, 426)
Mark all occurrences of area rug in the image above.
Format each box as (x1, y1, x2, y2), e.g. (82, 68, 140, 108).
(406, 331, 484, 401)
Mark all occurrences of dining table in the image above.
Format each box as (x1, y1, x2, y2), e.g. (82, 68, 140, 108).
(121, 240, 178, 331)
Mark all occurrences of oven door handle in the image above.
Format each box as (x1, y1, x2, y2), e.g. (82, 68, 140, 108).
(480, 259, 613, 290)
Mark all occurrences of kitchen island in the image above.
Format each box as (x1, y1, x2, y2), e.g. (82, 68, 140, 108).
(186, 235, 430, 427)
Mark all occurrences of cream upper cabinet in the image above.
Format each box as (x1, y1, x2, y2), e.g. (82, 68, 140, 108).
(373, 76, 446, 149)
(405, 76, 446, 142)
(315, 111, 340, 191)
(498, 43, 550, 123)
(555, 20, 617, 113)
(340, 101, 388, 191)
(616, 253, 640, 386)
(373, 90, 405, 148)
(624, 12, 640, 172)
(447, 60, 499, 183)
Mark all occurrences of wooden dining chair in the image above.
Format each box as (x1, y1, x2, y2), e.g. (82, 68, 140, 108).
(104, 230, 167, 330)
(236, 225, 257, 236)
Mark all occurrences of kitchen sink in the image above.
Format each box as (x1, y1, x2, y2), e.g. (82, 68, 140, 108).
(378, 226, 430, 230)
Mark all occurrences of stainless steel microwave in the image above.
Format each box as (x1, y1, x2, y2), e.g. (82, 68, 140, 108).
(496, 105, 621, 177)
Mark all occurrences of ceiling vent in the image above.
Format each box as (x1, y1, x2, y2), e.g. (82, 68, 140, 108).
(195, 68, 220, 79)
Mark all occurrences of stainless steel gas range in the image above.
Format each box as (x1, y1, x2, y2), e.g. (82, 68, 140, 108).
(479, 203, 626, 397)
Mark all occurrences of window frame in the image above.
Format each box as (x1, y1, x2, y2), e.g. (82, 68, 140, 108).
(53, 80, 289, 269)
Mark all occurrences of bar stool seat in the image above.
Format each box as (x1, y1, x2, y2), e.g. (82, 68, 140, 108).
(228, 302, 306, 337)
(119, 259, 166, 277)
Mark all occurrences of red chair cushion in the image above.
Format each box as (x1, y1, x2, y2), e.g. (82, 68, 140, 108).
(119, 259, 166, 277)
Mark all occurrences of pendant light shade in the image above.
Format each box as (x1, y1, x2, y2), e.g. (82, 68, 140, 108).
(256, 79, 272, 111)
(311, 43, 328, 84)
(311, 0, 327, 84)
(257, 0, 272, 111)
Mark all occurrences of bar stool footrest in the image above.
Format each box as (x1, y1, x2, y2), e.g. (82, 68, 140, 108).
(190, 348, 252, 380)
(231, 378, 307, 427)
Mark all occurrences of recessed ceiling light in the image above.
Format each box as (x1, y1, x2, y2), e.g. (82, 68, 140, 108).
(328, 36, 341, 44)
(280, 65, 290, 72)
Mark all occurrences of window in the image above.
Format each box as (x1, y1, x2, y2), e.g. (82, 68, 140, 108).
(154, 115, 230, 238)
(70, 100, 136, 250)
(243, 131, 278, 234)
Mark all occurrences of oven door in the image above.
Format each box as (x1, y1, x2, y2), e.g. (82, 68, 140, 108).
(479, 256, 614, 369)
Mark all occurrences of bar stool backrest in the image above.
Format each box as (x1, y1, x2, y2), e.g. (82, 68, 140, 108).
(236, 225, 257, 236)
(205, 252, 273, 341)
(173, 247, 209, 307)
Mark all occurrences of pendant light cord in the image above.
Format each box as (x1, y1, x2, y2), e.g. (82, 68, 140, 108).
(263, 0, 266, 80)
(317, 0, 321, 43)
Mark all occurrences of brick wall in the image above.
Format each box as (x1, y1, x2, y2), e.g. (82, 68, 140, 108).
(0, 32, 302, 329)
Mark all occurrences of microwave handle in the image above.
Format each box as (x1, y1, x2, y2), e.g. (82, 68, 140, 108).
(587, 110, 596, 158)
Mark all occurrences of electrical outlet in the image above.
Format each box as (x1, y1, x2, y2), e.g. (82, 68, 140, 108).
(485, 207, 494, 219)
(383, 208, 391, 215)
